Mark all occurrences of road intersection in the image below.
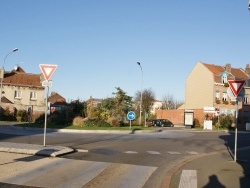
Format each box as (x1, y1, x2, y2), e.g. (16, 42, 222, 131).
(0, 124, 250, 187)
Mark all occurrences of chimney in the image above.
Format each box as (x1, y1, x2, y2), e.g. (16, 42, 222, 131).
(225, 64, 231, 73)
(245, 64, 250, 75)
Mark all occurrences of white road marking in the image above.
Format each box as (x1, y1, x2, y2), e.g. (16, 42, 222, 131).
(186, 151, 199, 155)
(76, 149, 89, 153)
(0, 153, 157, 188)
(168, 151, 181, 155)
(124, 151, 138, 154)
(78, 149, 199, 155)
(147, 151, 161, 155)
(178, 170, 197, 188)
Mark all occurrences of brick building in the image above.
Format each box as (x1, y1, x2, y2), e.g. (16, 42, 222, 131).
(157, 62, 250, 129)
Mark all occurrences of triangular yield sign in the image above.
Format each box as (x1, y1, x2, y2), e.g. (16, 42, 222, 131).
(228, 80, 245, 97)
(39, 64, 58, 81)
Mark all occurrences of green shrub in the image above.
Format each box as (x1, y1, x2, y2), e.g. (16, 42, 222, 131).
(219, 115, 233, 129)
(193, 118, 200, 128)
(119, 120, 128, 127)
(212, 116, 218, 125)
(223, 101, 229, 105)
(73, 116, 84, 126)
(17, 110, 27, 122)
(215, 99, 221, 104)
(84, 119, 111, 127)
(35, 113, 45, 124)
(107, 116, 119, 126)
(1, 107, 16, 121)
(47, 112, 60, 124)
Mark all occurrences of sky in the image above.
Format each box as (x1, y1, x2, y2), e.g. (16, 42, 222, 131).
(1, 0, 250, 102)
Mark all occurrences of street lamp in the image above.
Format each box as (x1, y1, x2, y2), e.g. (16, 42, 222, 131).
(137, 62, 143, 126)
(0, 48, 19, 116)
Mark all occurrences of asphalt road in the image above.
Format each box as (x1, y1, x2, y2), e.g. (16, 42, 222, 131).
(1, 125, 250, 187)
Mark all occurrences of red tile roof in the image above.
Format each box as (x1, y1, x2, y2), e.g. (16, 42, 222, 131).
(202, 63, 249, 82)
(3, 67, 42, 88)
(203, 63, 224, 75)
(48, 92, 66, 105)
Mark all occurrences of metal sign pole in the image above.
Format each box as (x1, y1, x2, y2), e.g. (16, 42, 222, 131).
(227, 79, 245, 162)
(43, 86, 49, 147)
(217, 111, 219, 130)
(130, 120, 131, 129)
(234, 99, 238, 162)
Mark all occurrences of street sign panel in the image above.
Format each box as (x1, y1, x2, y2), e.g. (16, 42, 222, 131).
(42, 80, 53, 87)
(228, 80, 245, 97)
(127, 111, 135, 121)
(39, 64, 58, 81)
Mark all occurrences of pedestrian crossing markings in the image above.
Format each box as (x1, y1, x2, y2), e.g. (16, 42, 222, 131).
(77, 149, 199, 155)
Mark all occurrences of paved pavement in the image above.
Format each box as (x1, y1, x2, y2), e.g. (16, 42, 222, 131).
(1, 141, 250, 188)
(0, 123, 250, 187)
(0, 142, 74, 157)
(166, 146, 250, 188)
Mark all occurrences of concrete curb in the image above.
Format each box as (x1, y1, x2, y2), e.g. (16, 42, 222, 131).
(8, 125, 162, 134)
(161, 146, 250, 188)
(0, 142, 75, 157)
(161, 150, 224, 188)
(160, 154, 209, 188)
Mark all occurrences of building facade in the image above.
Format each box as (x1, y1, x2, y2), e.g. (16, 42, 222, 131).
(157, 62, 250, 128)
(184, 62, 250, 115)
(150, 100, 163, 114)
(0, 66, 45, 117)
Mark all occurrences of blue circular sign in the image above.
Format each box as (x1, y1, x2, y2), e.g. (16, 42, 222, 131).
(127, 111, 135, 121)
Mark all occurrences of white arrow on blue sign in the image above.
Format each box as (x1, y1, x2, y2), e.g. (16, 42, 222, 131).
(127, 111, 136, 121)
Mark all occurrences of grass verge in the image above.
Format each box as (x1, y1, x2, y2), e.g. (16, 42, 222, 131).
(10, 122, 155, 131)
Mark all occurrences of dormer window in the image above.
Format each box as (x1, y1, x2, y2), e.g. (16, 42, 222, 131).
(221, 72, 228, 84)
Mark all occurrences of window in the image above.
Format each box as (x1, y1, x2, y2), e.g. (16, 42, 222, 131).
(14, 90, 22, 99)
(244, 95, 249, 105)
(30, 92, 37, 100)
(215, 91, 220, 100)
(222, 92, 227, 101)
(221, 72, 228, 84)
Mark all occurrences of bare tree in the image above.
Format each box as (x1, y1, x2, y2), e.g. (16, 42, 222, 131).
(134, 88, 155, 114)
(162, 94, 183, 109)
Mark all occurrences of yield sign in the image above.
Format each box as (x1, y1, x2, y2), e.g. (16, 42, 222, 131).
(228, 80, 245, 97)
(39, 64, 58, 81)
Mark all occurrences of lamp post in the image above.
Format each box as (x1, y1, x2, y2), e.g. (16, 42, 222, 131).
(0, 48, 18, 116)
(137, 62, 143, 126)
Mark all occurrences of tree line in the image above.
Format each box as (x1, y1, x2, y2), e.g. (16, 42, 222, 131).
(49, 87, 183, 126)
(2, 87, 183, 126)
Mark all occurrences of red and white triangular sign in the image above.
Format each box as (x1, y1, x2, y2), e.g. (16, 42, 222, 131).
(39, 64, 58, 81)
(228, 80, 245, 97)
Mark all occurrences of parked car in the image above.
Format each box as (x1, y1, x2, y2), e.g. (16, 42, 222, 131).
(151, 119, 174, 127)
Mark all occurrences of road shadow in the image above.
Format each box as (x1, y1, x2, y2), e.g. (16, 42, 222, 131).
(0, 182, 40, 187)
(0, 155, 44, 166)
(15, 154, 47, 162)
(220, 131, 250, 188)
(202, 175, 226, 188)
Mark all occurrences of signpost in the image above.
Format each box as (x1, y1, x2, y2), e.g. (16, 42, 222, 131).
(39, 64, 58, 147)
(228, 80, 245, 162)
(127, 111, 135, 129)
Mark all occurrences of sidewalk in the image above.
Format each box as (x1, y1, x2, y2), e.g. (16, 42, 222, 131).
(168, 147, 250, 188)
(0, 142, 74, 157)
